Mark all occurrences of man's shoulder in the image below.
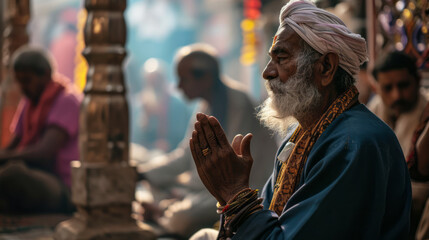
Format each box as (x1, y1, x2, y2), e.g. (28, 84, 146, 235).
(226, 83, 251, 101)
(310, 104, 404, 167)
(45, 86, 82, 135)
(55, 87, 83, 107)
(418, 88, 429, 111)
(324, 104, 396, 143)
(48, 87, 82, 119)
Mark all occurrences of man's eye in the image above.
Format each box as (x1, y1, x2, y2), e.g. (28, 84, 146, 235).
(277, 57, 287, 62)
(382, 85, 392, 92)
(17, 78, 29, 83)
(397, 81, 410, 89)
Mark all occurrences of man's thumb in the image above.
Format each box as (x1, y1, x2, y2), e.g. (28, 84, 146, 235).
(241, 133, 253, 158)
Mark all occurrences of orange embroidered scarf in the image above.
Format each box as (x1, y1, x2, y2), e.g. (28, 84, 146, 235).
(269, 86, 359, 215)
(18, 79, 65, 148)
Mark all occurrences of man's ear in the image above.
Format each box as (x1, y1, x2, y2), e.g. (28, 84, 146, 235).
(316, 52, 339, 87)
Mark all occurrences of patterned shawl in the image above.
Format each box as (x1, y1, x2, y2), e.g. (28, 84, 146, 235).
(269, 86, 359, 215)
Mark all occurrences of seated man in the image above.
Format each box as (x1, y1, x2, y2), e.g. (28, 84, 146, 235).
(0, 46, 82, 214)
(189, 0, 410, 239)
(368, 50, 429, 239)
(134, 43, 279, 238)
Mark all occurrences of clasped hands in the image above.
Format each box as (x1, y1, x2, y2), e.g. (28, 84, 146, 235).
(189, 113, 253, 206)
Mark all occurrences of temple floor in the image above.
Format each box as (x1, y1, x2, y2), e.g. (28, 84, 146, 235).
(0, 214, 70, 239)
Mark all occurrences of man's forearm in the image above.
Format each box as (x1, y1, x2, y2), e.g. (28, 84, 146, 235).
(0, 126, 68, 166)
(0, 145, 55, 165)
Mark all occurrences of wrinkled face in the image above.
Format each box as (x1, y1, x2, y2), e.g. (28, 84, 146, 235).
(263, 25, 301, 86)
(14, 71, 48, 103)
(376, 68, 419, 116)
(257, 26, 322, 134)
(263, 26, 321, 118)
(177, 57, 211, 100)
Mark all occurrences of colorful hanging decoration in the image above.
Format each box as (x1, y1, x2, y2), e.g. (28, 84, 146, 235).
(375, 0, 429, 69)
(240, 0, 261, 65)
(74, 9, 88, 92)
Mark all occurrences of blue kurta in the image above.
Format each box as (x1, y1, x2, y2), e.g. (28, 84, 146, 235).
(231, 104, 411, 239)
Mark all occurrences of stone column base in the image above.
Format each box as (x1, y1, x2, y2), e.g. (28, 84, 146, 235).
(54, 162, 156, 239)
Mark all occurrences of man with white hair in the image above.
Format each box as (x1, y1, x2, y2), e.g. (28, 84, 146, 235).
(189, 0, 411, 239)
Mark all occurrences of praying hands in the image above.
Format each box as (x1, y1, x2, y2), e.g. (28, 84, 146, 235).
(189, 113, 253, 205)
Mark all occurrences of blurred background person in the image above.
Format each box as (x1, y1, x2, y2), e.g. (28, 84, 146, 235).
(0, 46, 81, 214)
(369, 51, 427, 162)
(368, 50, 429, 240)
(131, 58, 192, 153)
(132, 43, 279, 239)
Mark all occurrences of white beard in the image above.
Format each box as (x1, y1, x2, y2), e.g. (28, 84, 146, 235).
(257, 60, 322, 137)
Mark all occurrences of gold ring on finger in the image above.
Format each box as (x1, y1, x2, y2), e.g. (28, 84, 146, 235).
(202, 147, 211, 157)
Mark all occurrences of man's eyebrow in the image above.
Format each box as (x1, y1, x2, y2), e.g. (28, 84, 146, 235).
(269, 46, 287, 56)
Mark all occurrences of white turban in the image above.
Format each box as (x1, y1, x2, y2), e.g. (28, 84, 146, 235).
(279, 0, 368, 76)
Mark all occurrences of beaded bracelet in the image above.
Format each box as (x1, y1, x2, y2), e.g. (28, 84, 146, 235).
(216, 188, 255, 214)
(216, 188, 263, 239)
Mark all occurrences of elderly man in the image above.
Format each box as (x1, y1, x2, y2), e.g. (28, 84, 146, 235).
(136, 43, 278, 238)
(0, 46, 81, 213)
(189, 0, 411, 239)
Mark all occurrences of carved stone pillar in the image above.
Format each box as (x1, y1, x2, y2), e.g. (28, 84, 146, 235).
(0, 0, 30, 147)
(54, 1, 155, 239)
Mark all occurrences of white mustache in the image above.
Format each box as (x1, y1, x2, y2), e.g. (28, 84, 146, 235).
(266, 78, 286, 95)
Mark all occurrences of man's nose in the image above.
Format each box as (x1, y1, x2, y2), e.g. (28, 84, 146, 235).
(262, 60, 278, 81)
(390, 87, 402, 102)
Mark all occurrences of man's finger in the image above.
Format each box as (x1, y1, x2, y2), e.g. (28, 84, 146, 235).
(232, 134, 243, 155)
(195, 121, 209, 150)
(190, 138, 198, 165)
(191, 132, 226, 205)
(208, 116, 230, 148)
(190, 131, 204, 165)
(197, 114, 219, 149)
